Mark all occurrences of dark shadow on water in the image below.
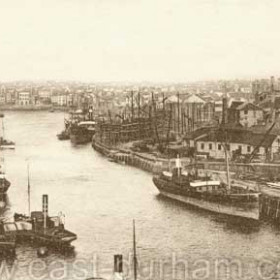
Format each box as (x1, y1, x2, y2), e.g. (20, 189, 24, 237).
(155, 194, 261, 234)
(0, 254, 16, 265)
(259, 218, 280, 236)
(212, 215, 260, 234)
(16, 242, 77, 260)
(70, 142, 91, 149)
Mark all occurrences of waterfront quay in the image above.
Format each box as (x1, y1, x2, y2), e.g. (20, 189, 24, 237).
(1, 111, 280, 279)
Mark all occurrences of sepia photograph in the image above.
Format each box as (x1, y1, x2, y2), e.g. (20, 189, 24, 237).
(0, 0, 280, 279)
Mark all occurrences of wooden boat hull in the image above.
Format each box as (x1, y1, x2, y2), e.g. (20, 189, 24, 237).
(153, 177, 260, 221)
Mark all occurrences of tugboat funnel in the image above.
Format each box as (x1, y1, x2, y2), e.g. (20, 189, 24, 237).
(42, 194, 48, 229)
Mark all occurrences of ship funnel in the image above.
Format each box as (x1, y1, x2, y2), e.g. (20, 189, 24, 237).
(175, 154, 182, 177)
(42, 194, 48, 229)
(89, 106, 93, 120)
(113, 255, 123, 280)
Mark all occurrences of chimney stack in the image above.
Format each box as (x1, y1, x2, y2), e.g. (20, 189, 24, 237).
(42, 194, 48, 229)
(221, 97, 228, 125)
(271, 76, 275, 92)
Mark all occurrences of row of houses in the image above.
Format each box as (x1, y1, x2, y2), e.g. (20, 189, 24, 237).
(185, 125, 280, 161)
(0, 89, 93, 108)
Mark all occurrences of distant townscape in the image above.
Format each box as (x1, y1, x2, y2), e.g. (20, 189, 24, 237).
(0, 77, 277, 117)
(1, 76, 280, 164)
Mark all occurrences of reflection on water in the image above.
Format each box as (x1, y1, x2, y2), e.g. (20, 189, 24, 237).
(0, 111, 280, 279)
(156, 194, 261, 234)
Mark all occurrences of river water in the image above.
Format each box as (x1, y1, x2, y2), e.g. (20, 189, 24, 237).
(1, 111, 280, 280)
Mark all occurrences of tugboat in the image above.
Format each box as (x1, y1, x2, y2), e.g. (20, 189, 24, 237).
(10, 169, 77, 250)
(11, 195, 77, 250)
(153, 155, 260, 221)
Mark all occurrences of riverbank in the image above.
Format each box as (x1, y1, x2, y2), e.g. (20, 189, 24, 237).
(92, 139, 280, 177)
(92, 140, 238, 181)
(93, 139, 280, 193)
(92, 139, 175, 173)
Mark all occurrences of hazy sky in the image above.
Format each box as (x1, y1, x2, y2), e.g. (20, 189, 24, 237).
(0, 0, 279, 82)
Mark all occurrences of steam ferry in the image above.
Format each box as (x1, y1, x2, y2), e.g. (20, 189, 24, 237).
(153, 157, 260, 221)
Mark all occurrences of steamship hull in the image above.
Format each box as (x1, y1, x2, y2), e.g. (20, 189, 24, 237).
(153, 177, 260, 221)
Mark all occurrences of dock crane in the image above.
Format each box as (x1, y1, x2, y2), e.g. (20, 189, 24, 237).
(247, 77, 278, 163)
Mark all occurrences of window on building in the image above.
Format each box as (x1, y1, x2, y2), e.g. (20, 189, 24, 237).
(244, 110, 248, 115)
(247, 146, 251, 153)
(201, 143, 204, 150)
(209, 143, 212, 150)
(218, 144, 222, 150)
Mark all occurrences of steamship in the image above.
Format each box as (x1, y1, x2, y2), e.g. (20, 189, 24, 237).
(69, 120, 96, 144)
(153, 157, 260, 221)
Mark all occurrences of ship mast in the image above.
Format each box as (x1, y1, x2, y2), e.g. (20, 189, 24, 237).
(133, 219, 137, 280)
(27, 162, 31, 216)
(0, 115, 5, 175)
(1, 117, 5, 140)
(224, 139, 231, 190)
(221, 94, 231, 190)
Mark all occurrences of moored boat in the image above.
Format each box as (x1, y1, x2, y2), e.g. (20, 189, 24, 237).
(152, 157, 260, 221)
(0, 138, 15, 149)
(12, 194, 77, 250)
(70, 121, 96, 145)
